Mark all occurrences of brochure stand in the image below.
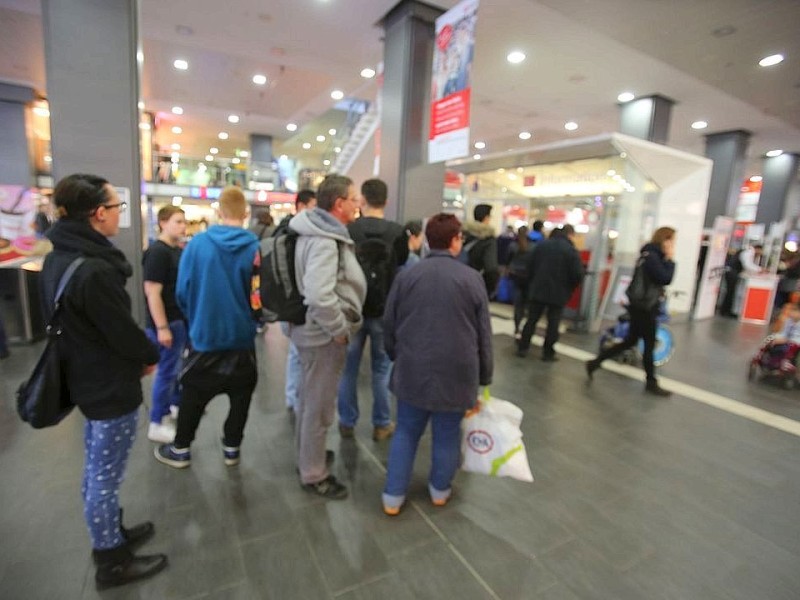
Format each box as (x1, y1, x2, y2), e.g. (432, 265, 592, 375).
(739, 275, 778, 325)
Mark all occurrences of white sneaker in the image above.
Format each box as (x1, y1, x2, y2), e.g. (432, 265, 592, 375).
(147, 421, 176, 444)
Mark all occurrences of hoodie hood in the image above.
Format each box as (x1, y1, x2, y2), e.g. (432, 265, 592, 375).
(289, 207, 353, 244)
(206, 224, 259, 251)
(462, 220, 496, 240)
(47, 219, 132, 278)
(641, 242, 664, 257)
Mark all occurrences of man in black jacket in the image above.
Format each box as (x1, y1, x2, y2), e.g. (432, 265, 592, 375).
(462, 203, 499, 296)
(516, 225, 584, 361)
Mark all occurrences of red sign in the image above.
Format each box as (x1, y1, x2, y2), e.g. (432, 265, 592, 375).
(436, 25, 453, 51)
(430, 89, 471, 139)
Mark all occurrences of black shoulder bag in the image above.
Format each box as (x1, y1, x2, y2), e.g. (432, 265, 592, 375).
(16, 257, 85, 428)
(626, 253, 661, 311)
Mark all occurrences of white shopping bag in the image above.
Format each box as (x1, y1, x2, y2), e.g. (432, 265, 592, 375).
(461, 388, 534, 482)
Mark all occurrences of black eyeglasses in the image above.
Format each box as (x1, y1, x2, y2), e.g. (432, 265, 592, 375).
(101, 202, 128, 213)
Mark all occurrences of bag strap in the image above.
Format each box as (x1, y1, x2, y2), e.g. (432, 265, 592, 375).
(51, 256, 86, 317)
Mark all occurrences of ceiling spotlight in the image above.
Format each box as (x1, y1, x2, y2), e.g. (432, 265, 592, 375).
(232, 157, 240, 164)
(749, 175, 763, 182)
(205, 154, 213, 161)
(171, 106, 183, 115)
(759, 54, 784, 67)
(170, 143, 181, 151)
(617, 92, 635, 103)
(286, 122, 298, 132)
(334, 147, 341, 153)
(137, 101, 144, 110)
(328, 128, 337, 136)
(766, 149, 783, 157)
(323, 159, 331, 166)
(361, 68, 376, 79)
(252, 74, 267, 85)
(691, 120, 708, 130)
(218, 132, 229, 140)
(173, 59, 188, 70)
(564, 121, 578, 131)
(473, 154, 481, 160)
(507, 51, 526, 64)
(302, 142, 311, 149)
(474, 141, 486, 149)
(171, 126, 182, 134)
(228, 114, 240, 124)
(316, 135, 326, 142)
(331, 90, 344, 100)
(209, 147, 219, 154)
(33, 106, 50, 117)
(239, 150, 249, 158)
(518, 131, 532, 140)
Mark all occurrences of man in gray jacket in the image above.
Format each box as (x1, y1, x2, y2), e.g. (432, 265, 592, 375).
(289, 175, 367, 499)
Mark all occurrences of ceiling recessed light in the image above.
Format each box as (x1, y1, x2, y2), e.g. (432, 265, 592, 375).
(138, 122, 150, 130)
(252, 74, 267, 85)
(518, 131, 532, 140)
(474, 141, 486, 149)
(302, 142, 311, 149)
(328, 128, 337, 136)
(173, 59, 188, 70)
(516, 167, 523, 173)
(228, 114, 240, 124)
(508, 173, 517, 180)
(334, 147, 341, 153)
(170, 143, 181, 150)
(33, 106, 50, 117)
(497, 168, 505, 173)
(286, 122, 298, 132)
(171, 106, 183, 115)
(316, 135, 326, 142)
(137, 101, 144, 110)
(43, 155, 52, 162)
(507, 51, 526, 64)
(209, 147, 219, 154)
(691, 120, 708, 130)
(750, 175, 763, 182)
(171, 126, 182, 134)
(323, 159, 331, 166)
(564, 121, 578, 131)
(617, 92, 635, 103)
(759, 54, 784, 67)
(218, 132, 229, 140)
(205, 154, 214, 161)
(473, 154, 481, 160)
(279, 154, 288, 160)
(331, 90, 344, 100)
(232, 157, 240, 164)
(766, 149, 783, 157)
(360, 68, 376, 79)
(239, 150, 249, 158)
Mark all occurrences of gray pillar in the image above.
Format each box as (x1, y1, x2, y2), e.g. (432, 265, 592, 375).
(618, 94, 675, 145)
(0, 83, 36, 186)
(42, 0, 145, 321)
(380, 0, 446, 223)
(756, 153, 800, 225)
(250, 134, 273, 164)
(703, 130, 751, 228)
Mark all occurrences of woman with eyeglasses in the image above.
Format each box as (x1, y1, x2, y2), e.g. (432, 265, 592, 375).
(41, 173, 167, 589)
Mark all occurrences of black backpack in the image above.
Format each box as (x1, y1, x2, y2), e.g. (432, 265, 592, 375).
(260, 230, 307, 324)
(356, 232, 396, 318)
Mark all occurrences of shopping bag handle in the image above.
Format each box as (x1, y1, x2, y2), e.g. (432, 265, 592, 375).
(464, 387, 491, 419)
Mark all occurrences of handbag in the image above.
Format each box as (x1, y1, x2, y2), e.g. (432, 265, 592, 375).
(461, 388, 534, 482)
(626, 254, 661, 310)
(16, 257, 85, 428)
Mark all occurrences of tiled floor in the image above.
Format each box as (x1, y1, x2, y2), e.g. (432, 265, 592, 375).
(1, 310, 799, 599)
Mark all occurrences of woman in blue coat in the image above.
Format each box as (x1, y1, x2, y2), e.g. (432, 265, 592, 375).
(382, 213, 493, 515)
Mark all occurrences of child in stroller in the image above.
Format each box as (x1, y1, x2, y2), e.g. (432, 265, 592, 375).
(749, 302, 800, 388)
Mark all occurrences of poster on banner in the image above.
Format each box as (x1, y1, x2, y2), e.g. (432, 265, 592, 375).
(428, 0, 479, 164)
(0, 185, 52, 264)
(693, 216, 734, 320)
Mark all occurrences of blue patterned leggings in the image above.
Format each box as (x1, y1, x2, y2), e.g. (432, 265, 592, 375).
(82, 409, 138, 550)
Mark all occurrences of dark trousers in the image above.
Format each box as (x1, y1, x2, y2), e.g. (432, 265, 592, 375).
(519, 301, 564, 357)
(174, 349, 258, 448)
(594, 307, 657, 382)
(719, 273, 738, 315)
(512, 281, 528, 333)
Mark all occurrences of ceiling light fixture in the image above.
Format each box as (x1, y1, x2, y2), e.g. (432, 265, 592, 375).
(506, 51, 526, 64)
(474, 141, 486, 149)
(44, 155, 52, 162)
(766, 149, 783, 157)
(691, 120, 708, 130)
(759, 54, 784, 67)
(328, 128, 337, 136)
(518, 131, 532, 140)
(228, 115, 240, 124)
(316, 135, 325, 142)
(473, 154, 481, 160)
(173, 59, 188, 70)
(286, 122, 298, 132)
(323, 159, 331, 166)
(331, 90, 344, 100)
(218, 132, 229, 140)
(302, 142, 311, 149)
(361, 68, 376, 79)
(239, 150, 249, 158)
(232, 157, 240, 164)
(209, 147, 219, 154)
(334, 147, 341, 153)
(171, 106, 183, 115)
(750, 175, 763, 182)
(205, 154, 214, 161)
(252, 74, 267, 85)
(137, 101, 144, 110)
(170, 143, 181, 150)
(617, 92, 635, 103)
(136, 51, 144, 63)
(279, 154, 288, 160)
(564, 121, 578, 131)
(171, 126, 182, 134)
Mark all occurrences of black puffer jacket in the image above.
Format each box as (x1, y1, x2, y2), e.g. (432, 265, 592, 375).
(42, 220, 159, 420)
(527, 235, 584, 306)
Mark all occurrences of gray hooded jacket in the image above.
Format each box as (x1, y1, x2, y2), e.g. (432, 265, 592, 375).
(288, 208, 367, 347)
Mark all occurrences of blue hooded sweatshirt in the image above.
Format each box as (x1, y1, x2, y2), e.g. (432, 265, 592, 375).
(176, 225, 259, 352)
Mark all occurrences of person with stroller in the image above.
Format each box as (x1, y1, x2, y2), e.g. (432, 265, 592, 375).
(759, 302, 800, 373)
(586, 227, 676, 396)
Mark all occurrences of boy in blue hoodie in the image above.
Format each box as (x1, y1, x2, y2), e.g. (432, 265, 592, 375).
(155, 187, 261, 468)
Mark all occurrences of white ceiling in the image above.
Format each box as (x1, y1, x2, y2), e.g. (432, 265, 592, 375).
(1, 0, 798, 178)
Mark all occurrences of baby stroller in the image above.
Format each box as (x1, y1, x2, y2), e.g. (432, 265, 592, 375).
(598, 306, 674, 367)
(748, 335, 800, 389)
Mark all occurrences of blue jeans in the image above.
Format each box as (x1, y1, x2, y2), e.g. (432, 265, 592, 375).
(145, 319, 187, 423)
(337, 317, 392, 427)
(285, 340, 301, 409)
(82, 410, 138, 550)
(383, 400, 463, 500)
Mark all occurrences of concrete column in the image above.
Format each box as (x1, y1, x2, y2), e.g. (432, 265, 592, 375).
(703, 130, 751, 228)
(379, 0, 446, 223)
(756, 153, 800, 225)
(42, 0, 145, 321)
(0, 83, 36, 186)
(618, 94, 674, 145)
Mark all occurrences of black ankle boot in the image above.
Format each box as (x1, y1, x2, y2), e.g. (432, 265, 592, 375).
(585, 360, 599, 380)
(119, 508, 155, 551)
(93, 544, 168, 590)
(645, 380, 671, 397)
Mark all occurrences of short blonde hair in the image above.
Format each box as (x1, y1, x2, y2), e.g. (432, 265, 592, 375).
(218, 186, 247, 219)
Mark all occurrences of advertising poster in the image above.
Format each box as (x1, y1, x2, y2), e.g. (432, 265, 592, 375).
(428, 0, 479, 164)
(693, 216, 734, 320)
(0, 185, 51, 264)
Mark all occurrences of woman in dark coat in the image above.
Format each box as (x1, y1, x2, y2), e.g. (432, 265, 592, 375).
(381, 213, 493, 515)
(42, 174, 166, 589)
(586, 227, 676, 396)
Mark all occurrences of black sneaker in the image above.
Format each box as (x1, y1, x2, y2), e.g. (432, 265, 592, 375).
(154, 444, 191, 469)
(301, 475, 348, 500)
(645, 382, 672, 397)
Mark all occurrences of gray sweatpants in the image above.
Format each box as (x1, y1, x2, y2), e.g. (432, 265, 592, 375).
(296, 341, 347, 484)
